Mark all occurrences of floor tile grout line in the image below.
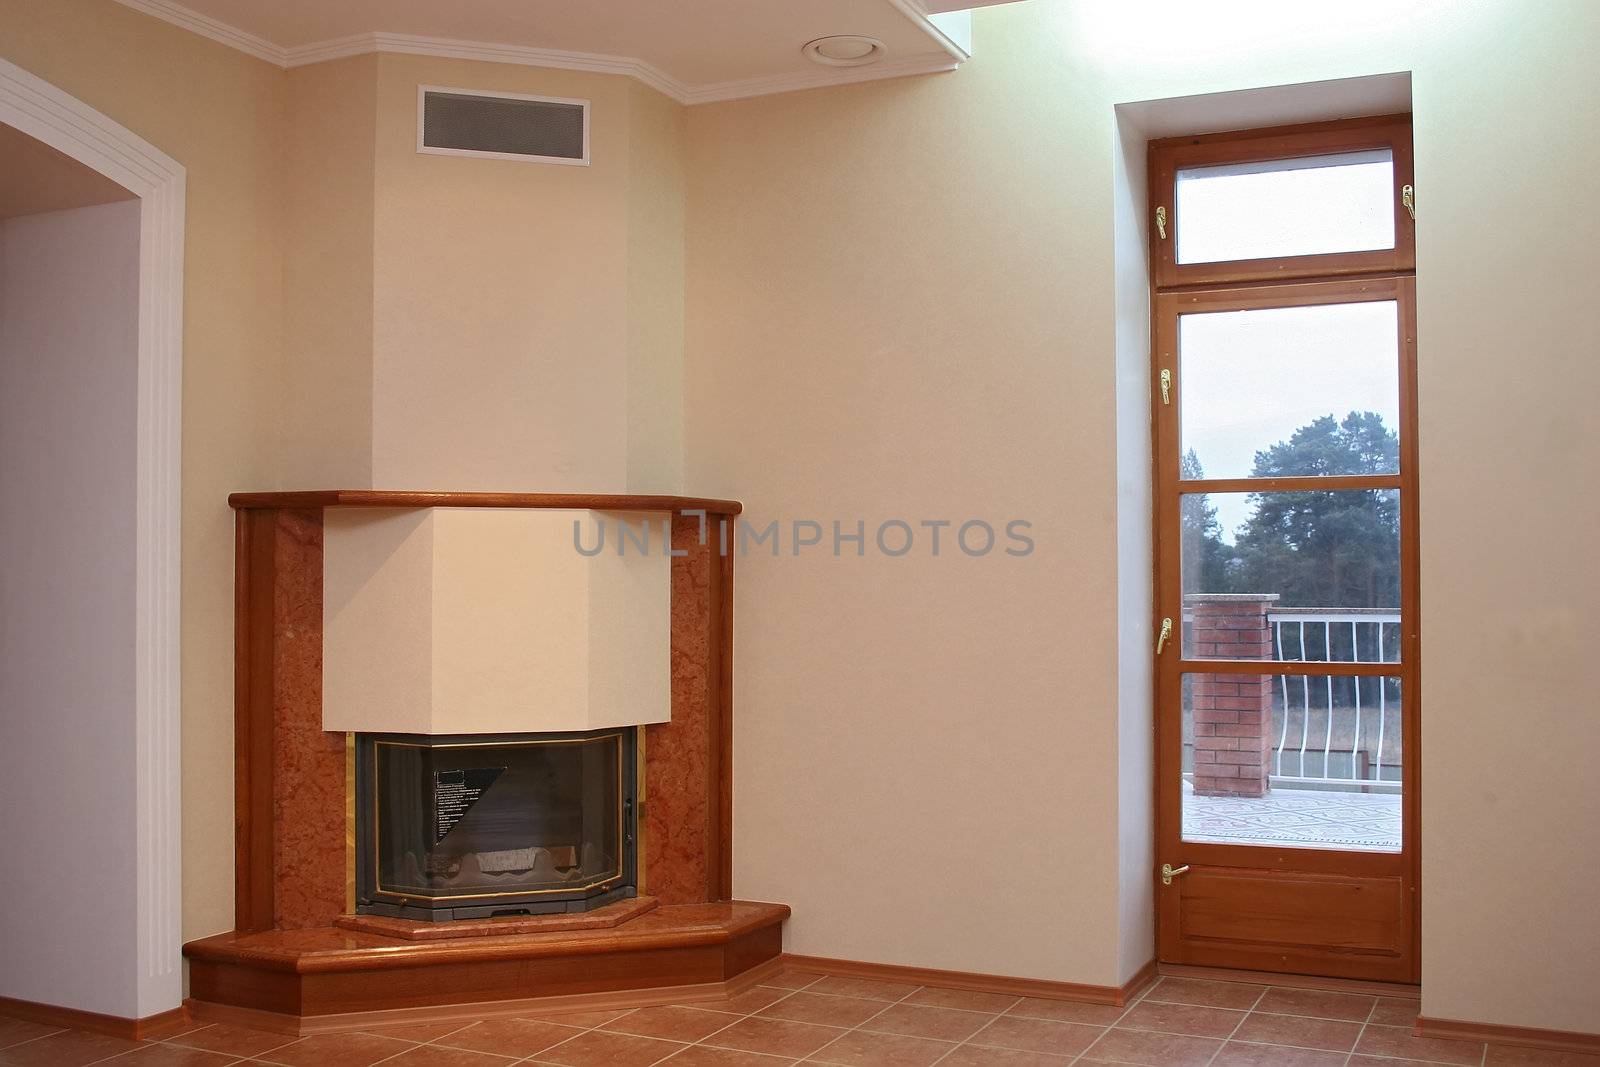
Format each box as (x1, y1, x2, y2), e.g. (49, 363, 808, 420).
(1342, 994, 1381, 1067)
(648, 989, 807, 1059)
(923, 994, 1024, 1067)
(710, 977, 921, 1064)
(0, 1027, 69, 1053)
(80, 1030, 244, 1067)
(1143, 996, 1381, 1022)
(789, 978, 1028, 1066)
(1273, 1038, 1492, 1066)
(526, 974, 825, 1065)
(578, 976, 810, 1064)
(404, 989, 745, 1064)
(1338, 1052, 1494, 1066)
(1064, 972, 1161, 1066)
(850, 996, 1025, 1042)
(857, 996, 1026, 1022)
(362, 1037, 433, 1066)
(1199, 983, 1267, 1067)
(1070, 976, 1157, 1063)
(17, 1030, 140, 1062)
(517, 1003, 682, 1067)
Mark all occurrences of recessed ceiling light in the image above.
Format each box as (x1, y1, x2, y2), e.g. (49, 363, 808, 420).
(803, 35, 887, 67)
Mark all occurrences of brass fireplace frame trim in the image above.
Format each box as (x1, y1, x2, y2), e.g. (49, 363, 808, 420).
(367, 732, 630, 903)
(636, 725, 648, 894)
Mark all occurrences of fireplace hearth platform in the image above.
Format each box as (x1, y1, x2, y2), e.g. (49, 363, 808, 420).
(183, 900, 788, 1035)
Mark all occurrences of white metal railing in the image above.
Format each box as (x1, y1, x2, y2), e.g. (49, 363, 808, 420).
(1268, 609, 1400, 791)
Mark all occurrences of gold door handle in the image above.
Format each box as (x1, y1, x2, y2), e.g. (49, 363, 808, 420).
(1159, 368, 1172, 406)
(1156, 617, 1173, 655)
(1161, 863, 1190, 886)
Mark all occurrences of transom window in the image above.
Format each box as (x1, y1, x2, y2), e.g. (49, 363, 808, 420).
(1150, 115, 1414, 287)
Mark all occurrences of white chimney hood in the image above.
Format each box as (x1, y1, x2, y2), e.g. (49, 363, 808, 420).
(322, 508, 670, 735)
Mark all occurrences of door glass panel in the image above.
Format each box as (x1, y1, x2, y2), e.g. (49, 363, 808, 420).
(1179, 302, 1400, 481)
(1175, 149, 1395, 264)
(1181, 672, 1402, 852)
(1180, 489, 1400, 659)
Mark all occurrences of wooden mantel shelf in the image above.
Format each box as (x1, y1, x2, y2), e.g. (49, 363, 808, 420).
(228, 490, 743, 514)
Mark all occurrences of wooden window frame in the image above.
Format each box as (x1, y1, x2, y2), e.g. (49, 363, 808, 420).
(1149, 114, 1415, 289)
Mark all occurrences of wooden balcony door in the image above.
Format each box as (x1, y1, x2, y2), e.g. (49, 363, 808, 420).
(1150, 117, 1420, 982)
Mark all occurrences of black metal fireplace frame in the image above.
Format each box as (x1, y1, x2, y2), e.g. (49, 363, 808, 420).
(354, 728, 638, 922)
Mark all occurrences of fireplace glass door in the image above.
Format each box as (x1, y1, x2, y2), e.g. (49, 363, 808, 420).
(356, 729, 636, 921)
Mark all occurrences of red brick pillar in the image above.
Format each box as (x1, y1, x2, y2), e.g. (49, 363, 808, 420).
(1186, 593, 1279, 798)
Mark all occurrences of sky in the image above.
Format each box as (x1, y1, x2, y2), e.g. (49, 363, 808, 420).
(1180, 300, 1401, 543)
(1173, 154, 1401, 544)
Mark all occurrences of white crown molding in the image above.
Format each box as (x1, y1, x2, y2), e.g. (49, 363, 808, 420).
(0, 54, 185, 1017)
(684, 53, 959, 106)
(285, 32, 692, 103)
(112, 0, 966, 105)
(114, 0, 287, 65)
(884, 0, 972, 61)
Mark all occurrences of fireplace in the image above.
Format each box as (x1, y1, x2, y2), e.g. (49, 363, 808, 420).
(354, 728, 637, 921)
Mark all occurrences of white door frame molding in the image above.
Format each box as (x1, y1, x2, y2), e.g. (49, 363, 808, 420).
(0, 56, 185, 1015)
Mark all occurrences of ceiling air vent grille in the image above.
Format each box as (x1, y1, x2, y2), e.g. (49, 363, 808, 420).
(418, 86, 589, 165)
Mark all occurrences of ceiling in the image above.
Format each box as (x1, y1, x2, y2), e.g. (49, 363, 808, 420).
(0, 122, 136, 220)
(115, 0, 1018, 103)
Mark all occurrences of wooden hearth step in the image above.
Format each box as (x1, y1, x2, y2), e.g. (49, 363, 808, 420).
(182, 900, 788, 1033)
(333, 895, 660, 941)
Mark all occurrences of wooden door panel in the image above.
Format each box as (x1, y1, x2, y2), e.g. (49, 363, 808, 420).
(1163, 866, 1411, 981)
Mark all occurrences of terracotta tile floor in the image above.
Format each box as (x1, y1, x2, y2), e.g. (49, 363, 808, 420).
(2, 972, 1595, 1067)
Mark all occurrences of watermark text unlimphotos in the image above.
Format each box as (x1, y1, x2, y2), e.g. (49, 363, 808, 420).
(573, 511, 1033, 558)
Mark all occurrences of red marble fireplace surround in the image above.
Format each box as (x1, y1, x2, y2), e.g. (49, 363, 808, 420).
(181, 491, 787, 1032)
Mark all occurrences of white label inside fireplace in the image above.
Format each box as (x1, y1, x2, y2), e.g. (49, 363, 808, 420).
(432, 767, 504, 843)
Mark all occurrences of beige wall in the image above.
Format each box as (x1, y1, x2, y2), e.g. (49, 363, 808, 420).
(0, 0, 285, 946)
(686, 35, 1128, 988)
(685, 0, 1600, 1032)
(281, 53, 685, 493)
(1409, 3, 1599, 1032)
(371, 55, 633, 491)
(282, 55, 376, 488)
(625, 81, 686, 492)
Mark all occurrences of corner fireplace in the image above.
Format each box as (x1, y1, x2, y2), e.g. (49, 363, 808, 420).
(355, 728, 637, 921)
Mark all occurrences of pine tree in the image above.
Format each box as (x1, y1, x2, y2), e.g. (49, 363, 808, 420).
(1180, 449, 1236, 593)
(1228, 411, 1400, 608)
